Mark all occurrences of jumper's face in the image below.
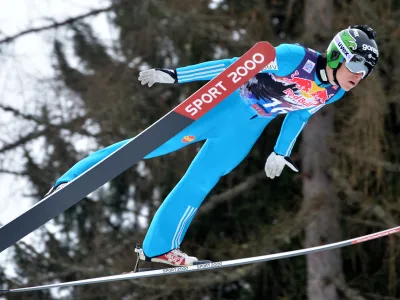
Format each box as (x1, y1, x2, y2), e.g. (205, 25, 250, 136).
(336, 63, 363, 91)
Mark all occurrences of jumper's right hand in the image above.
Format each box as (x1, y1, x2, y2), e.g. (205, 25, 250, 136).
(138, 68, 177, 87)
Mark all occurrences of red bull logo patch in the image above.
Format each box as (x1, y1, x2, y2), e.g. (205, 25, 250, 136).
(283, 88, 318, 106)
(310, 89, 332, 104)
(182, 135, 196, 143)
(278, 70, 334, 105)
(289, 70, 313, 93)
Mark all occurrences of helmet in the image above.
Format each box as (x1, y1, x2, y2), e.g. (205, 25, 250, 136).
(327, 25, 379, 78)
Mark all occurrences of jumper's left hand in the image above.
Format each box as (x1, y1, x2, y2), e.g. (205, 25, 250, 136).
(264, 152, 299, 179)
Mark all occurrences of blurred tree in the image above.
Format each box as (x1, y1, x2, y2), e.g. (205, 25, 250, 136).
(300, 0, 344, 299)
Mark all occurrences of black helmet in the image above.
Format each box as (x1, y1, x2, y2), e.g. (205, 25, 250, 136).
(327, 25, 379, 78)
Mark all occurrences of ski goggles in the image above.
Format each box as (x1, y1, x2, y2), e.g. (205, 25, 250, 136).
(333, 34, 370, 78)
(344, 54, 369, 78)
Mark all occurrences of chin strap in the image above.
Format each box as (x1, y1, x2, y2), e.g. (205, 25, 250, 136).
(317, 55, 342, 88)
(332, 63, 342, 87)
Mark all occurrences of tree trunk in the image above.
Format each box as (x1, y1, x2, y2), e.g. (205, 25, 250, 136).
(301, 1, 344, 299)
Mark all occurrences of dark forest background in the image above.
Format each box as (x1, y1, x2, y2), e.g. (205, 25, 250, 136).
(0, 0, 399, 299)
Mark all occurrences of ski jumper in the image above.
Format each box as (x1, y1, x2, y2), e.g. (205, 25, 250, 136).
(54, 44, 346, 257)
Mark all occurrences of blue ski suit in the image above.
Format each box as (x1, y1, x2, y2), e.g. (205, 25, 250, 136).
(55, 44, 346, 257)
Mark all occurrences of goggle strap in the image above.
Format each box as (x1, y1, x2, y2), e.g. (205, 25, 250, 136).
(333, 34, 354, 62)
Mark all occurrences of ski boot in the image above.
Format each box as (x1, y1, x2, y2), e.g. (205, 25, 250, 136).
(133, 244, 211, 272)
(45, 182, 68, 197)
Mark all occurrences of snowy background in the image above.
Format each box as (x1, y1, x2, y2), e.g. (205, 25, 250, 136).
(0, 0, 114, 295)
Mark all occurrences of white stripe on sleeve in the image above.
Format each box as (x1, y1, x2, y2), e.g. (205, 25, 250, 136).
(285, 121, 306, 156)
(178, 72, 222, 83)
(177, 64, 226, 75)
(178, 68, 226, 80)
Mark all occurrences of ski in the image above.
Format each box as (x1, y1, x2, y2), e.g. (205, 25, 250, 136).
(2, 225, 399, 294)
(0, 42, 276, 254)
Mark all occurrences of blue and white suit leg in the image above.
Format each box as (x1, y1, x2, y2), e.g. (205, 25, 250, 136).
(143, 92, 273, 257)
